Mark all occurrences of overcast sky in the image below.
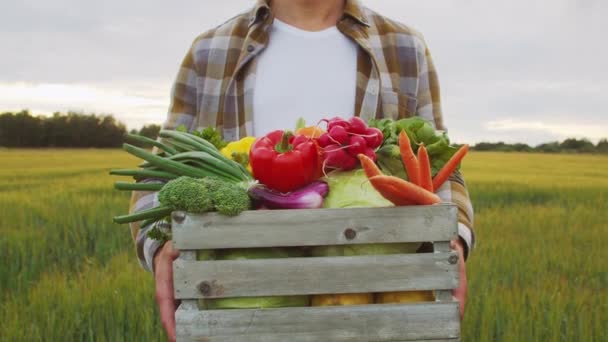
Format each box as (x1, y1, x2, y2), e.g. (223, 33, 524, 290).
(1, 0, 606, 144)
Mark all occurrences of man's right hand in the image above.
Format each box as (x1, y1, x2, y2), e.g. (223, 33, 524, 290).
(153, 241, 180, 342)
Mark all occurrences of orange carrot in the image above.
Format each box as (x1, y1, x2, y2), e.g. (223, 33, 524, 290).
(368, 177, 415, 206)
(369, 175, 441, 206)
(398, 131, 420, 186)
(417, 144, 433, 192)
(296, 126, 325, 139)
(432, 144, 469, 190)
(357, 154, 383, 178)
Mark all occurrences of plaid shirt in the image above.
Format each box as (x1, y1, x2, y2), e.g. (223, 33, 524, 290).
(130, 0, 475, 272)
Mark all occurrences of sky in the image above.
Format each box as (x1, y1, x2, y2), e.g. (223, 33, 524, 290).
(1, 0, 606, 145)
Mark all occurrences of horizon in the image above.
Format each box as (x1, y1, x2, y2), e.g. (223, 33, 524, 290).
(2, 108, 606, 147)
(1, 0, 606, 145)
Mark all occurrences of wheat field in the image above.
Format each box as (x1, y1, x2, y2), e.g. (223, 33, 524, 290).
(0, 149, 606, 341)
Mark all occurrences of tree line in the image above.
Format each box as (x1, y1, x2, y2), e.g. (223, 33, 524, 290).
(0, 110, 160, 148)
(1, 110, 607, 153)
(471, 139, 608, 154)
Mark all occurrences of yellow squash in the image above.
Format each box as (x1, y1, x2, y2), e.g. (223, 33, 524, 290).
(375, 290, 435, 303)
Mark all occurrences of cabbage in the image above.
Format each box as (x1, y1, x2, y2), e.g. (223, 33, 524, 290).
(317, 169, 421, 256)
(322, 169, 393, 209)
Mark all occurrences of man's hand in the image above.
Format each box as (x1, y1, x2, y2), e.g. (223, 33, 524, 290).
(451, 239, 467, 320)
(153, 241, 180, 342)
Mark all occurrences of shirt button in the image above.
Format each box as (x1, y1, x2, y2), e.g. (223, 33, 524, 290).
(247, 45, 255, 52)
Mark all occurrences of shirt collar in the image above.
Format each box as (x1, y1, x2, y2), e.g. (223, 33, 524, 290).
(342, 0, 370, 27)
(248, 0, 272, 28)
(249, 0, 370, 28)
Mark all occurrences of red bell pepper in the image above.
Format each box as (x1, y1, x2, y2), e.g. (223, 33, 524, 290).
(250, 130, 320, 193)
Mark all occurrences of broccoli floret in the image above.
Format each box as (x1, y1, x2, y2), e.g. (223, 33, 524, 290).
(158, 176, 214, 213)
(158, 176, 250, 216)
(211, 182, 251, 216)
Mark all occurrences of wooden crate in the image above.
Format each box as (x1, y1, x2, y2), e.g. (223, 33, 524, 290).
(172, 204, 460, 341)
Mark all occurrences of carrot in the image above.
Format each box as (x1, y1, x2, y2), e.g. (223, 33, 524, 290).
(296, 126, 325, 139)
(417, 144, 433, 192)
(398, 130, 420, 186)
(368, 177, 415, 206)
(369, 175, 441, 206)
(357, 154, 383, 178)
(432, 144, 469, 191)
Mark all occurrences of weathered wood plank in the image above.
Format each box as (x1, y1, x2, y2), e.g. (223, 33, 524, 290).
(177, 250, 199, 310)
(432, 242, 456, 303)
(174, 253, 458, 299)
(175, 302, 460, 341)
(172, 205, 458, 250)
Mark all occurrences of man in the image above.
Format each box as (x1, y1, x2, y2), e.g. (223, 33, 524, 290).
(130, 0, 475, 340)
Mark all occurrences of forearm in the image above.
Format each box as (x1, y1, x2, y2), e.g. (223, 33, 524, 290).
(129, 180, 169, 272)
(414, 36, 475, 258)
(434, 169, 475, 259)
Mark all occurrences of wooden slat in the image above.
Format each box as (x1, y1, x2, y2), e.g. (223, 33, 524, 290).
(172, 205, 457, 250)
(175, 302, 460, 341)
(174, 253, 458, 299)
(433, 242, 457, 303)
(177, 250, 199, 310)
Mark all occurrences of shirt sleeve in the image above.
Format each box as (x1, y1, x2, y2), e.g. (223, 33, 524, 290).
(129, 43, 200, 272)
(416, 39, 476, 260)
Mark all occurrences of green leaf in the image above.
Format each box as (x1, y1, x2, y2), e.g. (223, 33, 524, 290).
(415, 122, 438, 145)
(191, 127, 228, 150)
(295, 117, 306, 130)
(430, 146, 459, 176)
(147, 226, 171, 243)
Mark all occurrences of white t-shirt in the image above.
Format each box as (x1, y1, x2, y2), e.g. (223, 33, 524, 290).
(252, 18, 358, 136)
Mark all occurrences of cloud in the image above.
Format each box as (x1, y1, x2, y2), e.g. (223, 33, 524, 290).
(485, 119, 607, 143)
(0, 0, 606, 143)
(0, 82, 169, 128)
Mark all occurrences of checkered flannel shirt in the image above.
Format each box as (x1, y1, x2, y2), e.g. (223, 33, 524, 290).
(129, 0, 475, 272)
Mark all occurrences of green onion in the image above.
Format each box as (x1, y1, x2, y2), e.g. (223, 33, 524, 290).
(113, 206, 173, 224)
(125, 134, 178, 155)
(113, 182, 164, 191)
(109, 169, 178, 180)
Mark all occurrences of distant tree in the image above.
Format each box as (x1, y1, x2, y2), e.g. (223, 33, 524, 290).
(138, 124, 161, 139)
(535, 142, 561, 153)
(0, 110, 127, 148)
(596, 139, 608, 153)
(560, 138, 595, 153)
(472, 142, 532, 152)
(471, 142, 497, 151)
(512, 143, 532, 152)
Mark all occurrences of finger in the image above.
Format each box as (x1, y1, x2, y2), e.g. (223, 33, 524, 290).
(452, 288, 465, 320)
(450, 241, 467, 320)
(158, 297, 176, 341)
(156, 256, 177, 341)
(166, 242, 181, 259)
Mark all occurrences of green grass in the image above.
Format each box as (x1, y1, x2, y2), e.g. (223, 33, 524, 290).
(1, 149, 606, 341)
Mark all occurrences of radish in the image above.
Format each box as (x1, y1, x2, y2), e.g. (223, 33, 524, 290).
(327, 117, 350, 131)
(363, 147, 377, 161)
(341, 154, 358, 170)
(347, 135, 367, 156)
(328, 125, 349, 145)
(363, 127, 383, 149)
(324, 144, 357, 170)
(348, 117, 368, 134)
(317, 133, 332, 147)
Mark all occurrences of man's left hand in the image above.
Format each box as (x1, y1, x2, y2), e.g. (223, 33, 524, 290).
(451, 239, 467, 320)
